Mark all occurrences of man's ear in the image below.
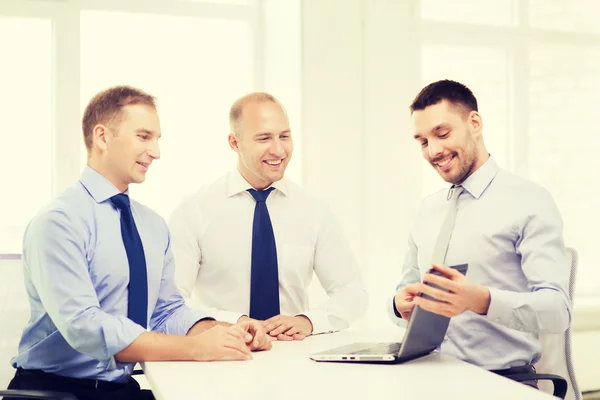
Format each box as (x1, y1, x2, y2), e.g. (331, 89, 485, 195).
(92, 124, 110, 152)
(469, 111, 483, 139)
(228, 133, 241, 152)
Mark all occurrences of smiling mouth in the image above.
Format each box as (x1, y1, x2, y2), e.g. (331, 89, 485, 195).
(136, 161, 149, 169)
(434, 155, 454, 168)
(263, 159, 283, 166)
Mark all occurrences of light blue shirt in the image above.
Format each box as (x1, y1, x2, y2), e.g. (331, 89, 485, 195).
(389, 156, 571, 370)
(12, 166, 212, 382)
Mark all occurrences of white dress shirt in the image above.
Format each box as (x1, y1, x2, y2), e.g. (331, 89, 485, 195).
(389, 156, 571, 370)
(169, 169, 368, 334)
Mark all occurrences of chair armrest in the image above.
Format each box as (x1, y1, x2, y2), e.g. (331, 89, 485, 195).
(509, 373, 568, 399)
(0, 389, 78, 399)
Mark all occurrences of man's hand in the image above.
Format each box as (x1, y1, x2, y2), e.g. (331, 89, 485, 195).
(262, 315, 313, 341)
(186, 319, 230, 336)
(237, 316, 273, 351)
(413, 264, 490, 317)
(188, 324, 253, 361)
(393, 282, 421, 321)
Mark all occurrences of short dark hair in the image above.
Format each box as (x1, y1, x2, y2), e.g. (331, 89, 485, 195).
(82, 85, 156, 150)
(410, 80, 478, 115)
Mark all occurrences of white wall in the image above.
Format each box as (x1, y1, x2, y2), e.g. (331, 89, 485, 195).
(301, 0, 425, 323)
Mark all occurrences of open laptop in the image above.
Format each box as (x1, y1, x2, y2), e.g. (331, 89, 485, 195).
(310, 264, 468, 364)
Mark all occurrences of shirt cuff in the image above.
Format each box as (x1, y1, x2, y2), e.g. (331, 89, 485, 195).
(486, 287, 518, 328)
(298, 310, 340, 335)
(215, 310, 246, 325)
(98, 317, 146, 371)
(176, 307, 217, 336)
(388, 295, 408, 328)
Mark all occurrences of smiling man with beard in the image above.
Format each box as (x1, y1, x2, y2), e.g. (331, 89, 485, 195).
(169, 92, 368, 341)
(389, 80, 571, 389)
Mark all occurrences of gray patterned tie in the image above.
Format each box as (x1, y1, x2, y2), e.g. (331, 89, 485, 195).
(431, 185, 463, 265)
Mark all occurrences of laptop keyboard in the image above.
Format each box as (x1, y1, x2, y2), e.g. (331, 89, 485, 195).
(351, 342, 402, 355)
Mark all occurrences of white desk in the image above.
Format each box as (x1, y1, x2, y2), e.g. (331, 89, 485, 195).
(143, 327, 555, 400)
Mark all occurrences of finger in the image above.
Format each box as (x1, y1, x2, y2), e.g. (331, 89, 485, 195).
(403, 283, 422, 295)
(270, 322, 292, 337)
(256, 337, 273, 351)
(285, 326, 299, 336)
(227, 324, 247, 337)
(264, 321, 282, 334)
(417, 283, 456, 303)
(276, 333, 294, 341)
(228, 325, 252, 343)
(431, 264, 461, 279)
(251, 324, 268, 349)
(414, 296, 455, 318)
(423, 273, 461, 292)
(292, 333, 306, 341)
(224, 336, 252, 357)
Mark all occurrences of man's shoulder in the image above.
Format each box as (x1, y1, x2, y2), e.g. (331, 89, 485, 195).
(26, 182, 93, 235)
(494, 169, 555, 202)
(169, 172, 231, 221)
(281, 178, 327, 208)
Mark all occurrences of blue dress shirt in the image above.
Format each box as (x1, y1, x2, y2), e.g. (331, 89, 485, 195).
(11, 166, 212, 382)
(389, 156, 572, 370)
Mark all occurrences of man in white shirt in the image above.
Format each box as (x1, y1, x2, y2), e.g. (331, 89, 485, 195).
(169, 92, 368, 340)
(389, 80, 571, 388)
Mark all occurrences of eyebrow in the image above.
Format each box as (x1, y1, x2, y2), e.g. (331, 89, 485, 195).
(137, 128, 161, 139)
(413, 124, 449, 139)
(253, 130, 291, 138)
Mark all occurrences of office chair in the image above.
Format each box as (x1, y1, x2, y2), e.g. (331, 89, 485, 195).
(509, 247, 582, 400)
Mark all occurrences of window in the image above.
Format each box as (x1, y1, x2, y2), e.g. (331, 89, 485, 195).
(80, 10, 254, 219)
(418, 0, 600, 297)
(529, 0, 600, 34)
(1, 0, 301, 254)
(0, 16, 52, 254)
(529, 42, 600, 295)
(420, 0, 517, 26)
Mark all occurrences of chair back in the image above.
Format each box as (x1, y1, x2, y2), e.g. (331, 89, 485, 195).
(536, 247, 582, 400)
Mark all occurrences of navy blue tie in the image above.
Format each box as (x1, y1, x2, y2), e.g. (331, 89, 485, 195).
(247, 187, 280, 320)
(110, 193, 148, 328)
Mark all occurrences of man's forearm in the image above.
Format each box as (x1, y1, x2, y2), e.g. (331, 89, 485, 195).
(486, 287, 571, 333)
(115, 331, 195, 363)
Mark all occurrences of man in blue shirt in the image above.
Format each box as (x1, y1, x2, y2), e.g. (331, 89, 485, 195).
(6, 86, 271, 400)
(389, 80, 571, 387)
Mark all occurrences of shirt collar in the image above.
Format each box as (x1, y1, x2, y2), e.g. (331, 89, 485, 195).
(227, 167, 288, 197)
(79, 165, 127, 204)
(459, 155, 499, 199)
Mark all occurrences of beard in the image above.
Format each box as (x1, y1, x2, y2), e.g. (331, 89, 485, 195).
(431, 146, 478, 185)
